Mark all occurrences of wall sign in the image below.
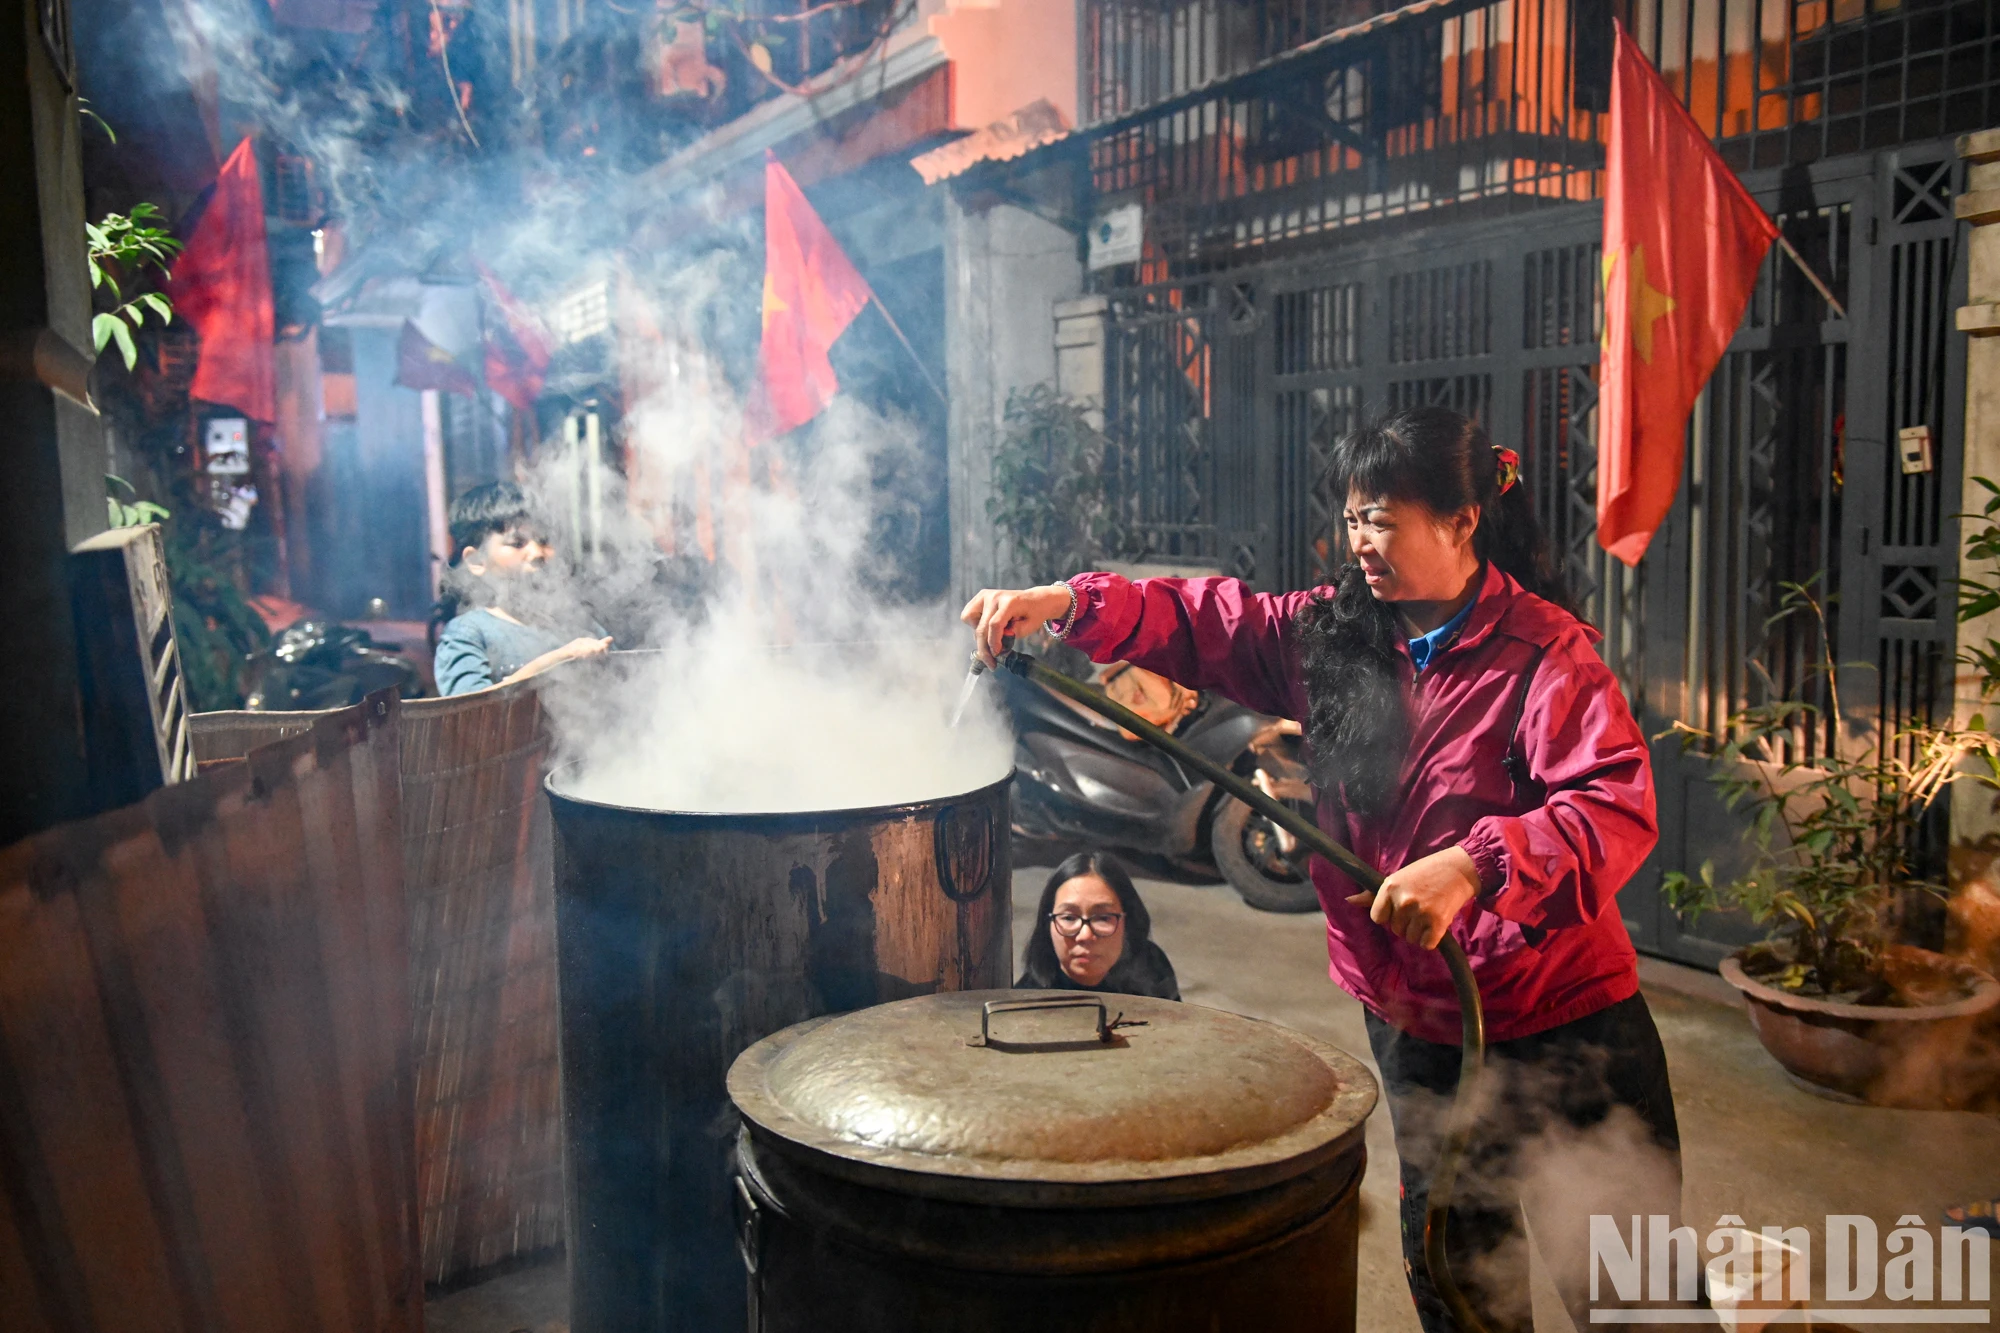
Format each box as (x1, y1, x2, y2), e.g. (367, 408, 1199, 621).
(1088, 203, 1144, 271)
(1896, 424, 1933, 476)
(203, 418, 259, 530)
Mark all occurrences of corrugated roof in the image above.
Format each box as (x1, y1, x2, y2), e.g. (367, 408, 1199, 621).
(910, 99, 1071, 185)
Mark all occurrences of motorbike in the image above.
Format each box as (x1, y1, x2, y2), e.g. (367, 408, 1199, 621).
(244, 620, 425, 711)
(998, 645, 1321, 912)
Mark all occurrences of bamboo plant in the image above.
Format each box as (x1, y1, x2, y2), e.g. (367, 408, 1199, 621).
(1662, 577, 2000, 1002)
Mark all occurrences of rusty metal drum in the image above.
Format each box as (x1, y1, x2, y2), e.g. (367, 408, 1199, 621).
(727, 990, 1378, 1333)
(547, 773, 1012, 1333)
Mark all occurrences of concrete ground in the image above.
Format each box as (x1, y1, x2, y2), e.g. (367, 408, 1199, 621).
(428, 865, 2000, 1332)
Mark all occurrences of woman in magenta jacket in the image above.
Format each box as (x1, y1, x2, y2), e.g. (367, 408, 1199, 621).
(964, 406, 1682, 1331)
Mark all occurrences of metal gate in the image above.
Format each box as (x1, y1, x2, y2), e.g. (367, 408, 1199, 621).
(1100, 140, 1968, 966)
(1102, 204, 1640, 682)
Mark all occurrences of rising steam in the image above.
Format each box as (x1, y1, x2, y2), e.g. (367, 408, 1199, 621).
(127, 0, 1010, 813)
(532, 259, 1013, 814)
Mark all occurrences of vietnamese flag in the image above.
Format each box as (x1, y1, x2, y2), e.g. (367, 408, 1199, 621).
(751, 152, 872, 441)
(393, 319, 479, 396)
(167, 138, 276, 422)
(1596, 23, 1779, 565)
(476, 261, 553, 413)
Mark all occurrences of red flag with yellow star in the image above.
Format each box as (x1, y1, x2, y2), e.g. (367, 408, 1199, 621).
(1597, 23, 1778, 565)
(751, 152, 872, 442)
(168, 138, 275, 422)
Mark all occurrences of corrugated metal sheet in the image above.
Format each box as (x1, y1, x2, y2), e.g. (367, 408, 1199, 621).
(911, 99, 1071, 185)
(0, 692, 419, 1333)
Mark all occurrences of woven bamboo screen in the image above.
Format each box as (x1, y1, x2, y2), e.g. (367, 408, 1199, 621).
(191, 678, 562, 1284)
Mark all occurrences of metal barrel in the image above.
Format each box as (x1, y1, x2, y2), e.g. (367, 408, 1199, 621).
(728, 991, 1376, 1333)
(547, 771, 1013, 1333)
(733, 1134, 1364, 1332)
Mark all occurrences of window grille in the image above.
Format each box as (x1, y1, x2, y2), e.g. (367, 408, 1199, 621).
(272, 154, 322, 226)
(550, 279, 611, 345)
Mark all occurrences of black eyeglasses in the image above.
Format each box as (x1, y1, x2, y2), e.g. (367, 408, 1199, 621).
(1049, 910, 1124, 938)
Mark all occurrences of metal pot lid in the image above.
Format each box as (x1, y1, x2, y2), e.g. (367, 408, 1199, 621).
(728, 990, 1377, 1205)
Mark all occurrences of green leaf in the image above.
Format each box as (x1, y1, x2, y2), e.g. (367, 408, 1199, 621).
(106, 317, 136, 370)
(79, 102, 115, 143)
(91, 311, 119, 353)
(141, 292, 172, 323)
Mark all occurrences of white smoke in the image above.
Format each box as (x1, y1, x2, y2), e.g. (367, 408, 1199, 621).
(132, 0, 1011, 812)
(531, 260, 1013, 814)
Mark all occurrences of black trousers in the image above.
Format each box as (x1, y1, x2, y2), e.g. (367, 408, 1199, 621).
(1366, 992, 1688, 1333)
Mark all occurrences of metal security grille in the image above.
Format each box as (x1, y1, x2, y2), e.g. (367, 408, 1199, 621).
(1102, 205, 1643, 682)
(1680, 334, 1847, 760)
(1674, 194, 1854, 762)
(1871, 153, 1966, 754)
(1096, 142, 1966, 964)
(1100, 282, 1265, 574)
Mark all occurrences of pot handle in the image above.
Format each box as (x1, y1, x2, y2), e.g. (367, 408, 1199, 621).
(732, 1171, 765, 1276)
(933, 803, 994, 903)
(973, 995, 1114, 1048)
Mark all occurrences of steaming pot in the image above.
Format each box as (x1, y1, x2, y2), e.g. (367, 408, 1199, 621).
(548, 772, 1012, 1333)
(727, 990, 1377, 1332)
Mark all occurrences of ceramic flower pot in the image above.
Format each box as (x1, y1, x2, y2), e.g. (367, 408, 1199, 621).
(1720, 944, 2000, 1110)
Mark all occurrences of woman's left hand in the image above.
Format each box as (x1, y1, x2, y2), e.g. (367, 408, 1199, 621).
(1346, 846, 1481, 950)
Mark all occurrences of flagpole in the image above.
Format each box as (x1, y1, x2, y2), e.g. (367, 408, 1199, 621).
(1772, 232, 1847, 320)
(868, 294, 948, 408)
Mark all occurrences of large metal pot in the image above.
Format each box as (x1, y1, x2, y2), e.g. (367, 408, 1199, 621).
(728, 990, 1378, 1332)
(548, 772, 1012, 1333)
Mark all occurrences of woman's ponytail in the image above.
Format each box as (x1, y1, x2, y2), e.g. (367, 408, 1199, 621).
(1296, 407, 1578, 813)
(1475, 470, 1579, 617)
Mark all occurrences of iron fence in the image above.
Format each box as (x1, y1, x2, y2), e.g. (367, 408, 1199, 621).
(1098, 143, 1964, 743)
(1077, 0, 1976, 963)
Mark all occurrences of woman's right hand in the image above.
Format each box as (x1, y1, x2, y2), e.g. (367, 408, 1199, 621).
(959, 584, 1076, 666)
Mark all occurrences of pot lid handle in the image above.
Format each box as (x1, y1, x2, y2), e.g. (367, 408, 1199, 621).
(973, 995, 1143, 1050)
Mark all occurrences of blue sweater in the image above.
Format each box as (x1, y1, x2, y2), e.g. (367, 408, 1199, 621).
(434, 609, 590, 696)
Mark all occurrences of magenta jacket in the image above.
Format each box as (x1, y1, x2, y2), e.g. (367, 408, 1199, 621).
(1062, 564, 1656, 1044)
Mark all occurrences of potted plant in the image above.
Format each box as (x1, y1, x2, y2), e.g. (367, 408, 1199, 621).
(985, 384, 1128, 587)
(1663, 580, 2000, 1110)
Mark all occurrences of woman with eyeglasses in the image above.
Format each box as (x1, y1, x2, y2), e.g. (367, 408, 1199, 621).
(964, 407, 1682, 1333)
(1016, 852, 1180, 1001)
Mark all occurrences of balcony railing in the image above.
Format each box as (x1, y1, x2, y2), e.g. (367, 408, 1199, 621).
(1081, 0, 1997, 272)
(1084, 0, 1400, 123)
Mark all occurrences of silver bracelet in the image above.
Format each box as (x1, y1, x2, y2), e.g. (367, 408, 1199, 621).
(1044, 580, 1081, 639)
